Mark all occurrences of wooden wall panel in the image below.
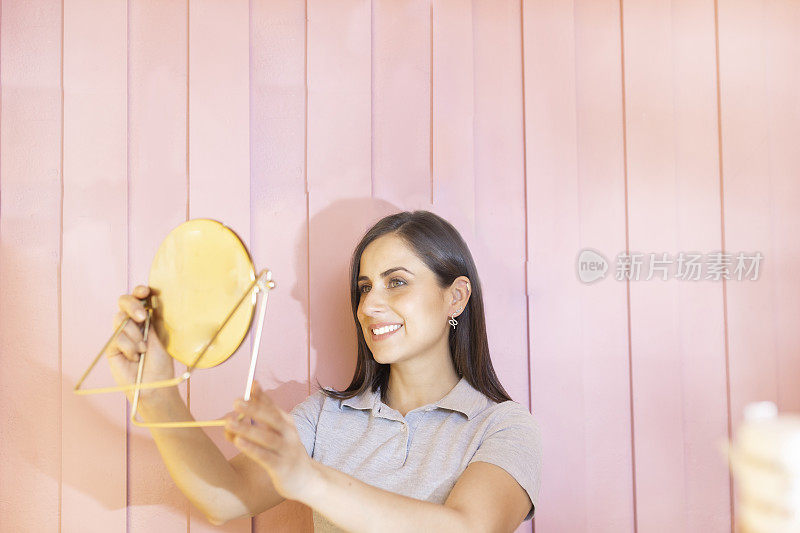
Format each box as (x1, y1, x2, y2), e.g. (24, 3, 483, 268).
(524, 2, 587, 529)
(186, 0, 251, 531)
(719, 0, 800, 530)
(762, 2, 800, 415)
(432, 0, 474, 234)
(718, 0, 778, 466)
(2, 1, 799, 530)
(472, 4, 531, 530)
(719, 0, 800, 428)
(250, 0, 314, 530)
(523, 0, 634, 530)
(623, 0, 731, 530)
(472, 0, 529, 411)
(61, 1, 129, 531)
(571, 1, 635, 529)
(306, 0, 374, 392)
(0, 1, 62, 530)
(372, 0, 431, 209)
(127, 0, 189, 531)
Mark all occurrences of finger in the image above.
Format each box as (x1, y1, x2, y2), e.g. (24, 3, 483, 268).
(105, 350, 127, 366)
(112, 310, 129, 331)
(226, 416, 283, 452)
(119, 317, 144, 347)
(118, 293, 148, 324)
(233, 389, 280, 425)
(109, 313, 145, 354)
(114, 331, 141, 362)
(233, 434, 279, 468)
(132, 285, 150, 298)
(233, 396, 287, 432)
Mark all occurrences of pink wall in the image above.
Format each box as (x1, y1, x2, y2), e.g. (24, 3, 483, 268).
(1, 1, 798, 532)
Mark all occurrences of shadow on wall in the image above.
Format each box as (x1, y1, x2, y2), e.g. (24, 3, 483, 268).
(290, 197, 403, 392)
(21, 358, 182, 512)
(43, 197, 405, 513)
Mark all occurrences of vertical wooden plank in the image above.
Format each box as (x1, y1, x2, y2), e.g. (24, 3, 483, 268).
(763, 1, 800, 414)
(0, 1, 62, 529)
(250, 0, 314, 530)
(471, 3, 531, 530)
(524, 2, 585, 527)
(372, 0, 430, 209)
(432, 0, 474, 235)
(719, 0, 800, 529)
(306, 0, 374, 391)
(472, 0, 529, 420)
(187, 1, 251, 531)
(668, 2, 733, 527)
(571, 2, 636, 529)
(127, 0, 189, 530)
(718, 0, 776, 434)
(61, 0, 128, 531)
(524, 0, 634, 530)
(623, 0, 731, 529)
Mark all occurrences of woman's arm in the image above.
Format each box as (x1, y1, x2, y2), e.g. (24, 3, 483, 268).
(225, 386, 469, 531)
(297, 461, 472, 533)
(298, 460, 531, 533)
(107, 285, 286, 523)
(137, 389, 285, 524)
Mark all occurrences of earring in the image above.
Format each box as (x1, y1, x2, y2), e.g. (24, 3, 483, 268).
(448, 308, 463, 329)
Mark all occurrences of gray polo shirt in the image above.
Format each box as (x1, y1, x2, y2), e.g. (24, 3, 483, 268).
(289, 376, 542, 531)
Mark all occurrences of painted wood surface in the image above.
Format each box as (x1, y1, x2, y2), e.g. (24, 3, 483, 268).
(1, 1, 798, 531)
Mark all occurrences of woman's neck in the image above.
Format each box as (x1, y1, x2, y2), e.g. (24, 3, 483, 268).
(385, 361, 461, 417)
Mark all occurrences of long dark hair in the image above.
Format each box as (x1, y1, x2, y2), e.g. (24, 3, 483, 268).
(316, 210, 513, 405)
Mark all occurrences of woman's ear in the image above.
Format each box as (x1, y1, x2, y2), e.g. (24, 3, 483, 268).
(449, 276, 471, 316)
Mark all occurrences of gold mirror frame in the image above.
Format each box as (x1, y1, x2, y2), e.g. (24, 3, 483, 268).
(73, 219, 276, 428)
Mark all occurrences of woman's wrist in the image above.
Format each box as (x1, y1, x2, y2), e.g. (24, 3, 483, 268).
(134, 387, 186, 421)
(296, 460, 328, 507)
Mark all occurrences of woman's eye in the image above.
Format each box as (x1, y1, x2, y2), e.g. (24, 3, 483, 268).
(358, 279, 404, 293)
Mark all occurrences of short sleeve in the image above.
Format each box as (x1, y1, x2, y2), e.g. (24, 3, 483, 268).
(468, 402, 542, 521)
(289, 388, 327, 458)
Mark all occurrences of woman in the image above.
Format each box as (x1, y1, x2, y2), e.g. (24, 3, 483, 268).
(107, 210, 542, 532)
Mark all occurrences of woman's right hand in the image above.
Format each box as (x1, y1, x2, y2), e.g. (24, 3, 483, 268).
(105, 284, 176, 405)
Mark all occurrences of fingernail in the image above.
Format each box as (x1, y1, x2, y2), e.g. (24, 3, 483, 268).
(136, 310, 146, 320)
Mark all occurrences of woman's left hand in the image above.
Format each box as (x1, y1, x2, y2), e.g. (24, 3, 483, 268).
(224, 381, 319, 503)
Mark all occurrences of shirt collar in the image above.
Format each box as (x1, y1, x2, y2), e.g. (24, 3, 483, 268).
(339, 387, 377, 411)
(340, 377, 486, 420)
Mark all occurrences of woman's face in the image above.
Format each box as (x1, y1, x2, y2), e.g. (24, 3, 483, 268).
(356, 233, 452, 365)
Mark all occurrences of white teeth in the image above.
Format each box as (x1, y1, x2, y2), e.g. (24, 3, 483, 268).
(372, 324, 401, 335)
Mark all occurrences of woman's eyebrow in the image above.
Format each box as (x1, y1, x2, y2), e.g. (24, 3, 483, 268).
(357, 267, 414, 282)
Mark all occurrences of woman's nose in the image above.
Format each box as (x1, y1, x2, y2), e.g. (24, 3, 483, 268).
(360, 287, 387, 314)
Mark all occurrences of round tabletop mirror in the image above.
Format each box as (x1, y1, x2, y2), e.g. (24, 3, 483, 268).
(148, 219, 256, 369)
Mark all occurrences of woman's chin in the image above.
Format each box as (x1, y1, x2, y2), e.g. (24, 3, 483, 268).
(371, 349, 399, 365)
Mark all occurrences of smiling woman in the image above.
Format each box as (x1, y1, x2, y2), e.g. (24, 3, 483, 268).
(290, 210, 543, 532)
(103, 210, 541, 532)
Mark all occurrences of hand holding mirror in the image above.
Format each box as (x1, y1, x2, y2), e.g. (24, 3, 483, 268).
(73, 219, 275, 428)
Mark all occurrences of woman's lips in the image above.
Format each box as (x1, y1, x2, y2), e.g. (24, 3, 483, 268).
(371, 324, 403, 341)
